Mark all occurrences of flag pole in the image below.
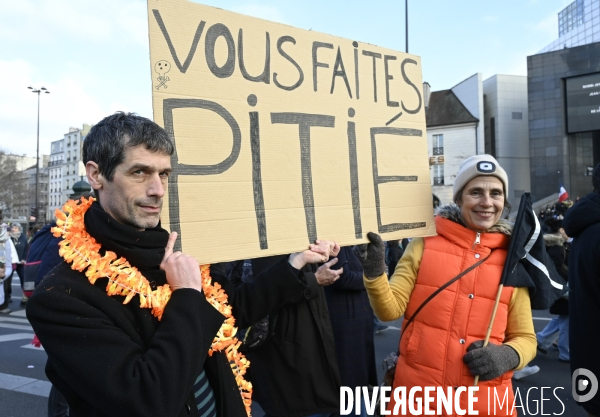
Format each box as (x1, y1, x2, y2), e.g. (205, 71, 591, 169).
(472, 192, 566, 385)
(473, 284, 504, 386)
(472, 193, 529, 386)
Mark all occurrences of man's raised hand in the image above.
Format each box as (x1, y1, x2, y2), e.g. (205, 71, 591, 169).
(160, 232, 203, 292)
(288, 239, 339, 269)
(315, 258, 343, 286)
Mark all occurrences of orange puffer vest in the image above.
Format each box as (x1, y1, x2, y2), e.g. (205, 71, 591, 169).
(389, 214, 516, 417)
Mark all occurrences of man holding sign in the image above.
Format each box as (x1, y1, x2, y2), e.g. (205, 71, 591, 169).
(26, 112, 337, 417)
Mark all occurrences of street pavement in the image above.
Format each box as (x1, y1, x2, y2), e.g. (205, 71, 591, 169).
(0, 281, 49, 417)
(0, 277, 589, 417)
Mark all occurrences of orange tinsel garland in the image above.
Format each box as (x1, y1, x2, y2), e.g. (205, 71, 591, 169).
(52, 197, 252, 415)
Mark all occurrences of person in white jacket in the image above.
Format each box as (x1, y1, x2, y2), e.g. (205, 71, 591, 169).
(0, 224, 16, 313)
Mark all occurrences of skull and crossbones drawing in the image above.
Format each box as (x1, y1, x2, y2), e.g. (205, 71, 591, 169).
(155, 60, 171, 90)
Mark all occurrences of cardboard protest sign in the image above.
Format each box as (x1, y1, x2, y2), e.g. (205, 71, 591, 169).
(148, 0, 436, 264)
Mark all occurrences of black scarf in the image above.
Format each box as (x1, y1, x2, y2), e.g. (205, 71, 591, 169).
(84, 201, 170, 287)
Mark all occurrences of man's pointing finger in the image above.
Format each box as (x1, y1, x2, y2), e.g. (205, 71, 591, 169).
(162, 232, 178, 262)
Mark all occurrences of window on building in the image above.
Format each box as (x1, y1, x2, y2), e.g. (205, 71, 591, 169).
(433, 164, 444, 185)
(512, 112, 523, 120)
(433, 134, 444, 155)
(486, 117, 497, 157)
(559, 0, 584, 36)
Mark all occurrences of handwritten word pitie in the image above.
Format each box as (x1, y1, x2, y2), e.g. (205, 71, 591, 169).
(164, 99, 425, 250)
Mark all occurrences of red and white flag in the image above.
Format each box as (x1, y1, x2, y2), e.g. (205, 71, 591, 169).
(558, 185, 569, 202)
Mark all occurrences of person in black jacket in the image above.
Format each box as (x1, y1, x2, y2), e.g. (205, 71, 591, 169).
(26, 112, 336, 417)
(385, 240, 402, 278)
(247, 252, 343, 417)
(536, 218, 570, 362)
(564, 163, 600, 417)
(24, 220, 71, 417)
(323, 247, 377, 400)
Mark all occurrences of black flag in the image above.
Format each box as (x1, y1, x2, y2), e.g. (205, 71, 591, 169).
(502, 193, 566, 310)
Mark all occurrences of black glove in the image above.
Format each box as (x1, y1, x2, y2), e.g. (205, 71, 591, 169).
(463, 340, 520, 381)
(352, 232, 386, 278)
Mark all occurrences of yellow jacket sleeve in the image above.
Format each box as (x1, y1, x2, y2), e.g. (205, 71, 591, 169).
(363, 238, 424, 321)
(504, 287, 537, 370)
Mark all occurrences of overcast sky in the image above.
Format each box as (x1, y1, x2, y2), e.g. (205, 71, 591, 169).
(1, 0, 573, 158)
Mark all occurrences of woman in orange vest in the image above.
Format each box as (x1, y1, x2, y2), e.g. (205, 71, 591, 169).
(355, 155, 536, 417)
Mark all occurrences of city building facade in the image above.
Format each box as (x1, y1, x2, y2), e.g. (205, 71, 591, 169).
(483, 75, 531, 209)
(48, 139, 64, 221)
(62, 125, 91, 205)
(425, 73, 531, 209)
(539, 0, 600, 53)
(425, 76, 481, 205)
(12, 156, 50, 222)
(528, 0, 600, 201)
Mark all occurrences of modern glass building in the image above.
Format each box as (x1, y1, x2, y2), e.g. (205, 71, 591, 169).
(539, 0, 600, 53)
(528, 0, 600, 201)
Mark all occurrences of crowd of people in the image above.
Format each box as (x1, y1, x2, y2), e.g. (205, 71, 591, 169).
(0, 110, 595, 417)
(538, 200, 574, 223)
(0, 221, 35, 313)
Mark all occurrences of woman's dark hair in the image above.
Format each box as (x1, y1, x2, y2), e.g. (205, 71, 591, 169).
(82, 112, 174, 182)
(544, 217, 563, 234)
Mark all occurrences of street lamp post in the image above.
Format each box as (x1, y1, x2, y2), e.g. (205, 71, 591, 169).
(28, 86, 50, 224)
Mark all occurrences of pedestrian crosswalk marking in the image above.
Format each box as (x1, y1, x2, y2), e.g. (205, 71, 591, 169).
(0, 372, 51, 397)
(0, 316, 33, 331)
(0, 317, 31, 324)
(0, 323, 33, 331)
(0, 333, 35, 343)
(21, 343, 44, 351)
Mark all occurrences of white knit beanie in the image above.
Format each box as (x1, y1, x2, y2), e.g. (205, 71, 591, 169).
(453, 155, 508, 203)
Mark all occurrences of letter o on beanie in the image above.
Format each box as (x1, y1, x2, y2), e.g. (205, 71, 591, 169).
(453, 155, 508, 203)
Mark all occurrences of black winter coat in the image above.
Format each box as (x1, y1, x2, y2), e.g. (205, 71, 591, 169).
(386, 240, 403, 277)
(544, 233, 569, 315)
(323, 247, 377, 389)
(247, 255, 341, 417)
(563, 192, 600, 416)
(11, 233, 28, 261)
(543, 233, 569, 282)
(26, 257, 307, 417)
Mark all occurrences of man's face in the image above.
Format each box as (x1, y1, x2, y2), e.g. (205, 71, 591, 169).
(97, 145, 171, 230)
(10, 226, 18, 235)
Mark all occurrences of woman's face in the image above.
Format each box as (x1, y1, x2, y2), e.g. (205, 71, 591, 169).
(458, 176, 505, 232)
